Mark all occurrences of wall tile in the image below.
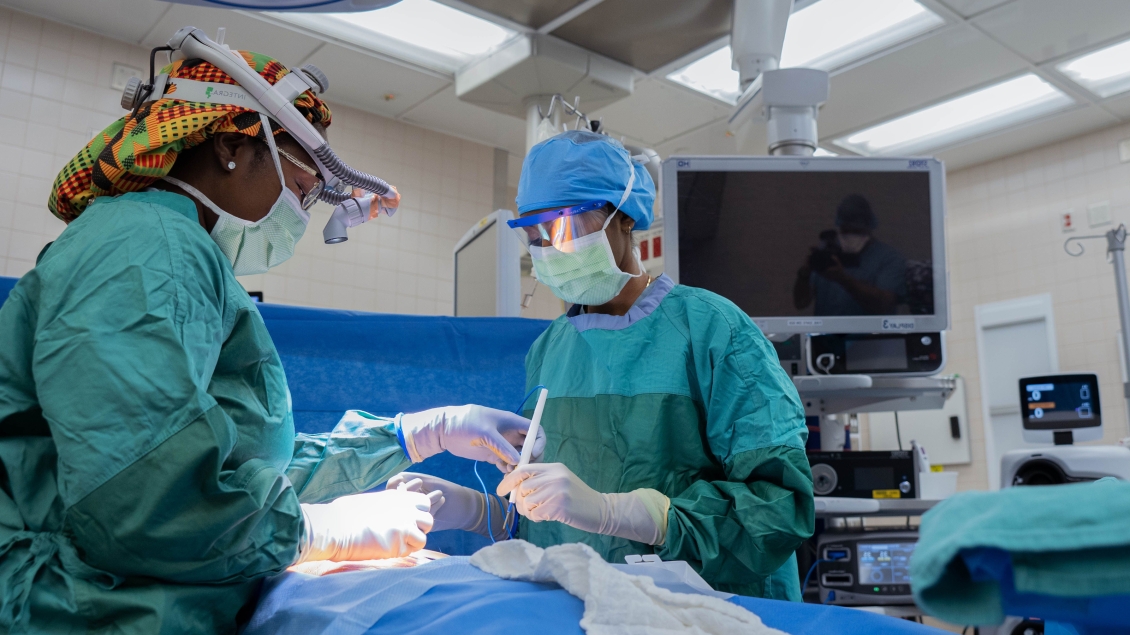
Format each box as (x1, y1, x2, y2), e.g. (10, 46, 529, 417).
(934, 119, 1130, 492)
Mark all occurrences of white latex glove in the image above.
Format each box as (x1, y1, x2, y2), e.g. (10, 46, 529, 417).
(398, 405, 546, 472)
(297, 483, 440, 563)
(497, 463, 671, 546)
(387, 472, 509, 540)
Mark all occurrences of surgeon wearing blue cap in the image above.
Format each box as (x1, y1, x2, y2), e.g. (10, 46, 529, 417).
(396, 131, 814, 598)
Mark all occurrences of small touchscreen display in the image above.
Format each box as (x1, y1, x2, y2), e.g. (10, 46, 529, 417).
(857, 542, 914, 585)
(1022, 377, 1100, 430)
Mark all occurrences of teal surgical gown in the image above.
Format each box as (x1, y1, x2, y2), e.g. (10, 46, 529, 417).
(0, 191, 410, 633)
(520, 275, 815, 599)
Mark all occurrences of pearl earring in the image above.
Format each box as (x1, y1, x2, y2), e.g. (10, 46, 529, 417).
(227, 161, 237, 170)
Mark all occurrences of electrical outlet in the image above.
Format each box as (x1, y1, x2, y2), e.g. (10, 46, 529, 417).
(110, 62, 143, 91)
(1088, 201, 1112, 227)
(1062, 210, 1076, 233)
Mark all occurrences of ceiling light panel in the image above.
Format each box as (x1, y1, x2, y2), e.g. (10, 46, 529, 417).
(270, 0, 517, 73)
(834, 74, 1074, 156)
(1056, 37, 1130, 99)
(666, 46, 742, 104)
(665, 0, 943, 104)
(780, 0, 944, 70)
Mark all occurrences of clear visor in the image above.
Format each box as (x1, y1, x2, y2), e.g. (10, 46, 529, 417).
(507, 201, 611, 253)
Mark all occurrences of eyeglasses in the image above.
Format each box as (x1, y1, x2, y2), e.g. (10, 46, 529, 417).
(277, 147, 324, 210)
(506, 200, 610, 253)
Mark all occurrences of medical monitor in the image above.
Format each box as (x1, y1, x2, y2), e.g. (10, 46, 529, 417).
(662, 156, 948, 334)
(1018, 373, 1102, 444)
(453, 210, 520, 317)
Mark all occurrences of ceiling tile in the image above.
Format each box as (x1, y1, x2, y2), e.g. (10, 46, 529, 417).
(1101, 94, 1130, 120)
(2, 0, 167, 46)
(589, 78, 731, 147)
(450, 0, 585, 29)
(972, 0, 1130, 63)
(654, 118, 738, 158)
(936, 105, 1120, 169)
(551, 0, 730, 73)
(934, 0, 1015, 18)
(399, 85, 526, 155)
(818, 26, 1029, 138)
(142, 7, 324, 67)
(302, 43, 450, 119)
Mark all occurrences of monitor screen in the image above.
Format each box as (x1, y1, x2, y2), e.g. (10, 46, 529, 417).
(664, 157, 947, 334)
(857, 542, 915, 586)
(1020, 374, 1101, 430)
(455, 220, 499, 317)
(854, 466, 895, 491)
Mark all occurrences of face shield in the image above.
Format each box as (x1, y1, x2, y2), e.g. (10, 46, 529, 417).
(507, 200, 611, 253)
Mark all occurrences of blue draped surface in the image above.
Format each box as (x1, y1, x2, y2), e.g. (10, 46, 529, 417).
(257, 301, 551, 554)
(245, 558, 946, 635)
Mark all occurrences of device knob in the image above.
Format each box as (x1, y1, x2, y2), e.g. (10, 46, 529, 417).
(899, 479, 911, 494)
(300, 64, 329, 93)
(811, 463, 838, 496)
(121, 76, 144, 111)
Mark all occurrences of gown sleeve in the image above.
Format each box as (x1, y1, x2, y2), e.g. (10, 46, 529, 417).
(54, 206, 306, 584)
(287, 410, 411, 504)
(657, 304, 815, 588)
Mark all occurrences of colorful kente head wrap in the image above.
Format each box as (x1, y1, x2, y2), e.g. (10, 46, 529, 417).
(48, 51, 333, 223)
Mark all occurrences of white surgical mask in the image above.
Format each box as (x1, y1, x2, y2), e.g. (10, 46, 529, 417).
(838, 231, 870, 255)
(164, 115, 309, 276)
(530, 211, 643, 306)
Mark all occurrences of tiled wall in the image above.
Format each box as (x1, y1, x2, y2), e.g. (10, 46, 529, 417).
(0, 7, 498, 316)
(932, 121, 1130, 491)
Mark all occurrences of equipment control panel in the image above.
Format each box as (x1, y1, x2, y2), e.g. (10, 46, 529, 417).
(808, 332, 944, 377)
(816, 531, 917, 606)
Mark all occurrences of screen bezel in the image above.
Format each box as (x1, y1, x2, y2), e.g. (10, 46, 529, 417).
(662, 156, 949, 335)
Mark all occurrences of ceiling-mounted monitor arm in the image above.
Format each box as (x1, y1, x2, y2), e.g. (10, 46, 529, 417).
(729, 0, 830, 156)
(731, 0, 792, 91)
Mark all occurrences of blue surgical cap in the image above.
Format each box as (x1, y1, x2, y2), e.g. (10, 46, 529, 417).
(516, 130, 655, 231)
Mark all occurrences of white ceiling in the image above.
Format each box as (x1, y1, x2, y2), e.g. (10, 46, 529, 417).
(5, 0, 1130, 177)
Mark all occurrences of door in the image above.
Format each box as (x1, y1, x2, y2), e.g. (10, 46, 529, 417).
(974, 294, 1058, 489)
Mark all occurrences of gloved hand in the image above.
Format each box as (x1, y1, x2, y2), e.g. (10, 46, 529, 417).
(297, 483, 440, 563)
(397, 405, 546, 472)
(497, 463, 671, 546)
(387, 472, 509, 540)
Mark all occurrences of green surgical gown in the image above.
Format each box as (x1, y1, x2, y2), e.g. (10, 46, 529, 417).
(520, 275, 815, 599)
(0, 191, 410, 633)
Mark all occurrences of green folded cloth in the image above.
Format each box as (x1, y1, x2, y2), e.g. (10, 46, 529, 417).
(911, 478, 1130, 625)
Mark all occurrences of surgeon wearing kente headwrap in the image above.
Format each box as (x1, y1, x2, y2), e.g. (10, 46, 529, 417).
(394, 131, 815, 599)
(0, 49, 542, 633)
